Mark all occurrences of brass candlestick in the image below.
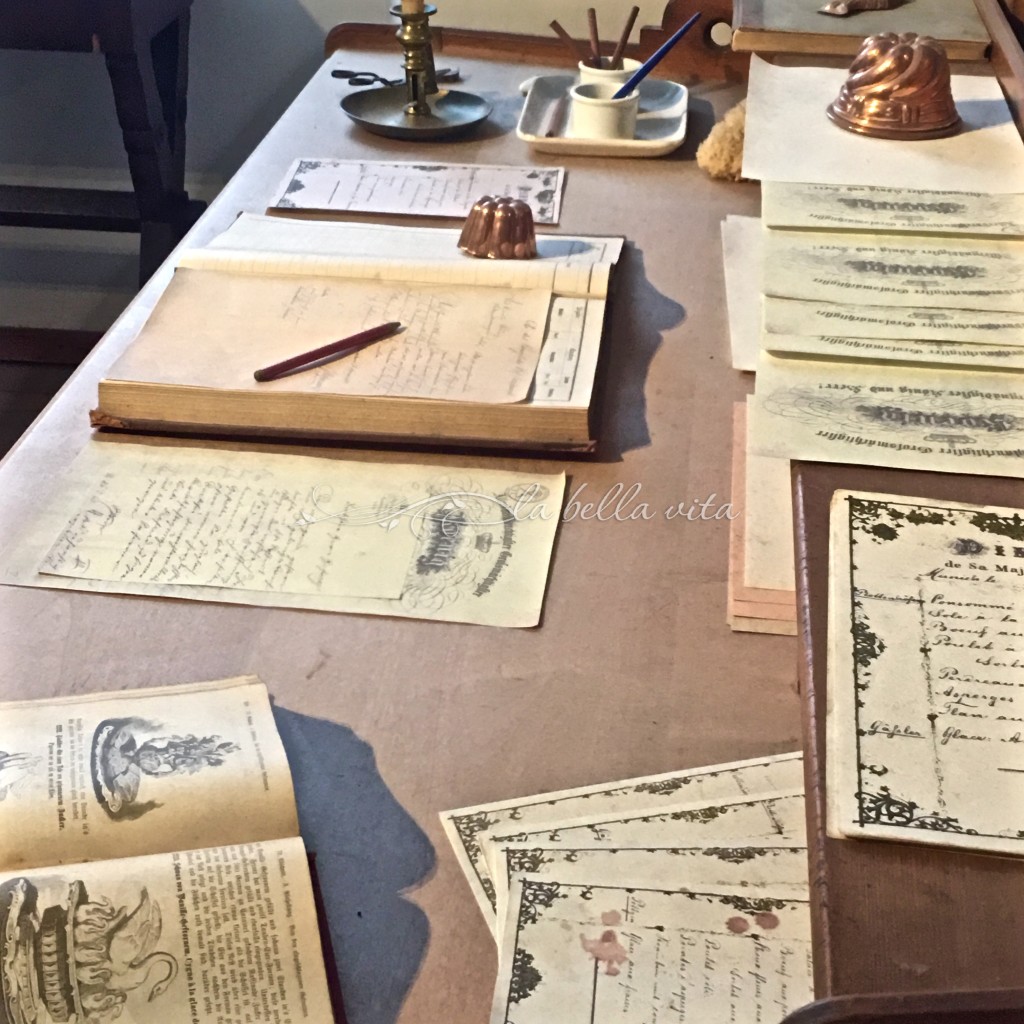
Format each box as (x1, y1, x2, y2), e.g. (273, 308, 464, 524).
(392, 3, 439, 117)
(338, 3, 491, 140)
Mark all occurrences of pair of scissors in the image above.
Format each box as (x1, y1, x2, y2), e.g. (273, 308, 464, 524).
(331, 67, 461, 87)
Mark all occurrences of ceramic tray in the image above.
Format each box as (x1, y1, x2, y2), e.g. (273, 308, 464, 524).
(517, 74, 688, 157)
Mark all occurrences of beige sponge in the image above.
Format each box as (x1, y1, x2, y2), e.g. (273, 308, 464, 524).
(696, 99, 747, 182)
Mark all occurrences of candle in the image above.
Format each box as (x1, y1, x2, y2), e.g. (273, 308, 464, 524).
(401, 0, 425, 12)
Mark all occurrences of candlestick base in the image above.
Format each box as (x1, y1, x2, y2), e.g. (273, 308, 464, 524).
(340, 86, 491, 140)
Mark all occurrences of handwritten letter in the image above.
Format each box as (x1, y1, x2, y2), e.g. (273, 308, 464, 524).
(492, 880, 813, 1024)
(113, 269, 550, 405)
(40, 452, 414, 599)
(440, 753, 804, 932)
(828, 490, 1024, 854)
(272, 158, 565, 223)
(8, 442, 565, 627)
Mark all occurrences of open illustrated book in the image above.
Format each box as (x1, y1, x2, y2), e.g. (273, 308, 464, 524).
(92, 214, 624, 453)
(0, 676, 338, 1024)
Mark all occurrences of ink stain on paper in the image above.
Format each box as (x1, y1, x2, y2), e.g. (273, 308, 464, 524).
(726, 916, 750, 934)
(754, 912, 780, 930)
(580, 930, 630, 975)
(601, 910, 622, 926)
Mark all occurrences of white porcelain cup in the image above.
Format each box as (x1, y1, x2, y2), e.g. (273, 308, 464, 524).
(568, 81, 640, 140)
(577, 57, 642, 88)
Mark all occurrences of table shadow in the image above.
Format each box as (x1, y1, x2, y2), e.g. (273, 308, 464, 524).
(674, 95, 719, 162)
(273, 706, 435, 1024)
(595, 243, 685, 461)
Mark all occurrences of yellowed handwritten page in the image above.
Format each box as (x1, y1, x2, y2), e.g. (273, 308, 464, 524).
(110, 268, 549, 405)
(492, 879, 813, 1024)
(492, 844, 808, 945)
(2, 441, 565, 628)
(39, 448, 413, 599)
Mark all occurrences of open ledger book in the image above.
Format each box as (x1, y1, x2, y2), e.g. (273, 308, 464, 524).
(0, 676, 337, 1024)
(93, 214, 624, 452)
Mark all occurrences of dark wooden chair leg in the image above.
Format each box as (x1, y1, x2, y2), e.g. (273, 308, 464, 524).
(104, 10, 205, 284)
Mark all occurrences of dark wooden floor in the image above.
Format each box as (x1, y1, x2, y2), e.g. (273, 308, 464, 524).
(0, 329, 99, 456)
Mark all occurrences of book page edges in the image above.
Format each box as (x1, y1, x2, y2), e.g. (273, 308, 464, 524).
(180, 248, 609, 299)
(94, 380, 595, 449)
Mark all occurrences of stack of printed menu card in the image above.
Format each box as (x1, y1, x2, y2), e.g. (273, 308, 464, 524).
(745, 56, 1024, 478)
(723, 57, 1024, 634)
(442, 752, 813, 1023)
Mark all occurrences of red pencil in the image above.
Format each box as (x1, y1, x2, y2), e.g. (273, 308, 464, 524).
(254, 321, 403, 382)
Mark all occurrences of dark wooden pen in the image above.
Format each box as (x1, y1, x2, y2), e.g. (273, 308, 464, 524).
(550, 19, 594, 67)
(253, 321, 403, 382)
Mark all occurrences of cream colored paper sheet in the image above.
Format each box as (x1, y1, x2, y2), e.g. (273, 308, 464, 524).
(40, 445, 414, 601)
(480, 791, 808, 889)
(491, 879, 813, 1024)
(493, 843, 809, 944)
(827, 490, 1024, 856)
(271, 158, 565, 223)
(721, 214, 763, 372)
(0, 837, 333, 1024)
(0, 677, 296, 873)
(440, 751, 803, 927)
(189, 212, 623, 299)
(762, 182, 1024, 236)
(765, 295, 1024, 343)
(1, 441, 565, 628)
(112, 267, 549, 405)
(742, 57, 1024, 193)
(743, 438, 796, 592)
(764, 333, 1024, 371)
(763, 229, 1024, 313)
(749, 353, 1024, 478)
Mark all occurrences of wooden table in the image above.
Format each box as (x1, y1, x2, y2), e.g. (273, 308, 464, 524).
(0, 50, 795, 1024)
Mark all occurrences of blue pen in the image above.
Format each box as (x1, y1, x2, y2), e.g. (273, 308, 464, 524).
(612, 12, 702, 99)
